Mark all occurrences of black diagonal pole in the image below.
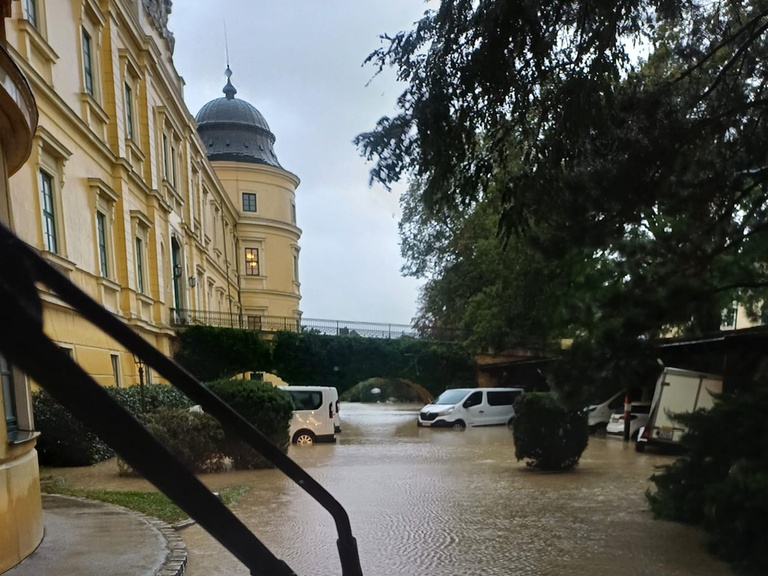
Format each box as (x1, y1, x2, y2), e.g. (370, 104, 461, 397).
(0, 222, 363, 576)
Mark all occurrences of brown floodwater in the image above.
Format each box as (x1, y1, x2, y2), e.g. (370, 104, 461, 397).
(178, 402, 734, 576)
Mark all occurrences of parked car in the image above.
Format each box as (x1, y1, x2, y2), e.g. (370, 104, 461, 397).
(284, 386, 337, 445)
(584, 387, 645, 432)
(417, 387, 524, 429)
(605, 402, 651, 439)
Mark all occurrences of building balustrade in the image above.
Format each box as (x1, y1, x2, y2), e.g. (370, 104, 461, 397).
(170, 308, 464, 342)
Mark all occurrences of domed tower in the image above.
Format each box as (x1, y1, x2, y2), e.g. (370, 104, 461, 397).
(196, 67, 301, 324)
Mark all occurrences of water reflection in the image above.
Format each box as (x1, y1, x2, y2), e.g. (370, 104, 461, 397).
(183, 402, 734, 576)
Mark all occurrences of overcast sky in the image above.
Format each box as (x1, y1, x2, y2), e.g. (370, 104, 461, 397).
(168, 2, 430, 325)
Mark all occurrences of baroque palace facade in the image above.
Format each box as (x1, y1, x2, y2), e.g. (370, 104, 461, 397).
(0, 0, 301, 570)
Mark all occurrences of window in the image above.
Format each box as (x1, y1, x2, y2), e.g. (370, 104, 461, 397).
(245, 248, 259, 276)
(487, 390, 522, 406)
(293, 254, 299, 282)
(124, 83, 134, 140)
(291, 201, 296, 224)
(111, 353, 121, 387)
(24, 0, 37, 27)
(242, 192, 257, 212)
(82, 28, 94, 95)
(40, 169, 57, 253)
(162, 134, 169, 179)
(288, 390, 322, 411)
(463, 391, 483, 408)
(135, 237, 145, 294)
(171, 145, 177, 186)
(1, 354, 17, 432)
(96, 211, 108, 277)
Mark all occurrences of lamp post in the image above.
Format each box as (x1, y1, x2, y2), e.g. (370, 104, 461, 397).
(133, 353, 146, 413)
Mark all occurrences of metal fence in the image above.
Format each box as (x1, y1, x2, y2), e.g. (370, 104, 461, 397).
(170, 309, 464, 342)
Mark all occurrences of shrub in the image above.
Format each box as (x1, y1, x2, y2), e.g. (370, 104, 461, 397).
(145, 408, 227, 473)
(512, 392, 589, 471)
(32, 390, 114, 467)
(647, 387, 768, 574)
(106, 384, 192, 422)
(206, 379, 294, 469)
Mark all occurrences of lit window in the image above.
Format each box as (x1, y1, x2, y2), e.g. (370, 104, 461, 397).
(125, 83, 134, 140)
(40, 170, 57, 253)
(242, 193, 257, 212)
(82, 28, 94, 95)
(245, 248, 259, 276)
(96, 211, 108, 277)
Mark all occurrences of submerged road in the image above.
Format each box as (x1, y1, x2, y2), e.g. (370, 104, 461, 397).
(183, 402, 734, 576)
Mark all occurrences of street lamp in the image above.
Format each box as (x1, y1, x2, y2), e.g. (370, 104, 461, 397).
(132, 353, 146, 413)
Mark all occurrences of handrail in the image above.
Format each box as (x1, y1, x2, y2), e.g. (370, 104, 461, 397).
(0, 222, 363, 576)
(170, 307, 466, 342)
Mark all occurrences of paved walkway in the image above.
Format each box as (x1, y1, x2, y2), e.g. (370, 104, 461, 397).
(6, 494, 187, 576)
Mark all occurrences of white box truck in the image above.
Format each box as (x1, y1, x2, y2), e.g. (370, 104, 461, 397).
(635, 366, 722, 452)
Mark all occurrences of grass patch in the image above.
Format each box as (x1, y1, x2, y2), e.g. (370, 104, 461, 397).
(41, 476, 249, 524)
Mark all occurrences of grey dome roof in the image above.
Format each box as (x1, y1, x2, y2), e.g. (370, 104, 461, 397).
(195, 67, 282, 168)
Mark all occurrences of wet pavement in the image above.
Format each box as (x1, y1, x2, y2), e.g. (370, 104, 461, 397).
(6, 494, 185, 576)
(179, 402, 735, 576)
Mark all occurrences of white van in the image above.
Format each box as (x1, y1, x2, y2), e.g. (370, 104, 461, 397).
(417, 387, 524, 429)
(329, 387, 341, 433)
(284, 386, 337, 445)
(585, 387, 646, 432)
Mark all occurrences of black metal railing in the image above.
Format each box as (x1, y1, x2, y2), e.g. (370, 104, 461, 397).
(171, 308, 465, 342)
(0, 221, 363, 576)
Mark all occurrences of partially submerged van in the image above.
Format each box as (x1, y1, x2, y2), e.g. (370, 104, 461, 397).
(329, 387, 341, 433)
(417, 387, 524, 429)
(284, 386, 337, 445)
(636, 367, 722, 452)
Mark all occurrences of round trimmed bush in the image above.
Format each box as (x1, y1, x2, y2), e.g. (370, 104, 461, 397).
(145, 408, 226, 473)
(512, 392, 589, 471)
(206, 379, 294, 469)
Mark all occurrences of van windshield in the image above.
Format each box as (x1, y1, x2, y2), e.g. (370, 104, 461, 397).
(433, 389, 469, 405)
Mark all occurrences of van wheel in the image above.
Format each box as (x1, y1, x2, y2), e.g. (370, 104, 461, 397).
(635, 442, 646, 453)
(452, 420, 466, 430)
(293, 431, 316, 445)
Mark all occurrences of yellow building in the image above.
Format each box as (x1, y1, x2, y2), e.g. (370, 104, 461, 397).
(0, 0, 42, 570)
(195, 68, 302, 325)
(3, 0, 301, 387)
(0, 0, 301, 570)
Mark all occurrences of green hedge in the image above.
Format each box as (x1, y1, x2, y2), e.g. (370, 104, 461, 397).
(512, 392, 589, 471)
(34, 384, 192, 468)
(206, 379, 294, 469)
(107, 383, 192, 422)
(145, 408, 226, 473)
(32, 390, 114, 467)
(648, 388, 768, 574)
(175, 326, 272, 381)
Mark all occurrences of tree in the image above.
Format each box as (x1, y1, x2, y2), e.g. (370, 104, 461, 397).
(399, 179, 611, 351)
(357, 1, 768, 341)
